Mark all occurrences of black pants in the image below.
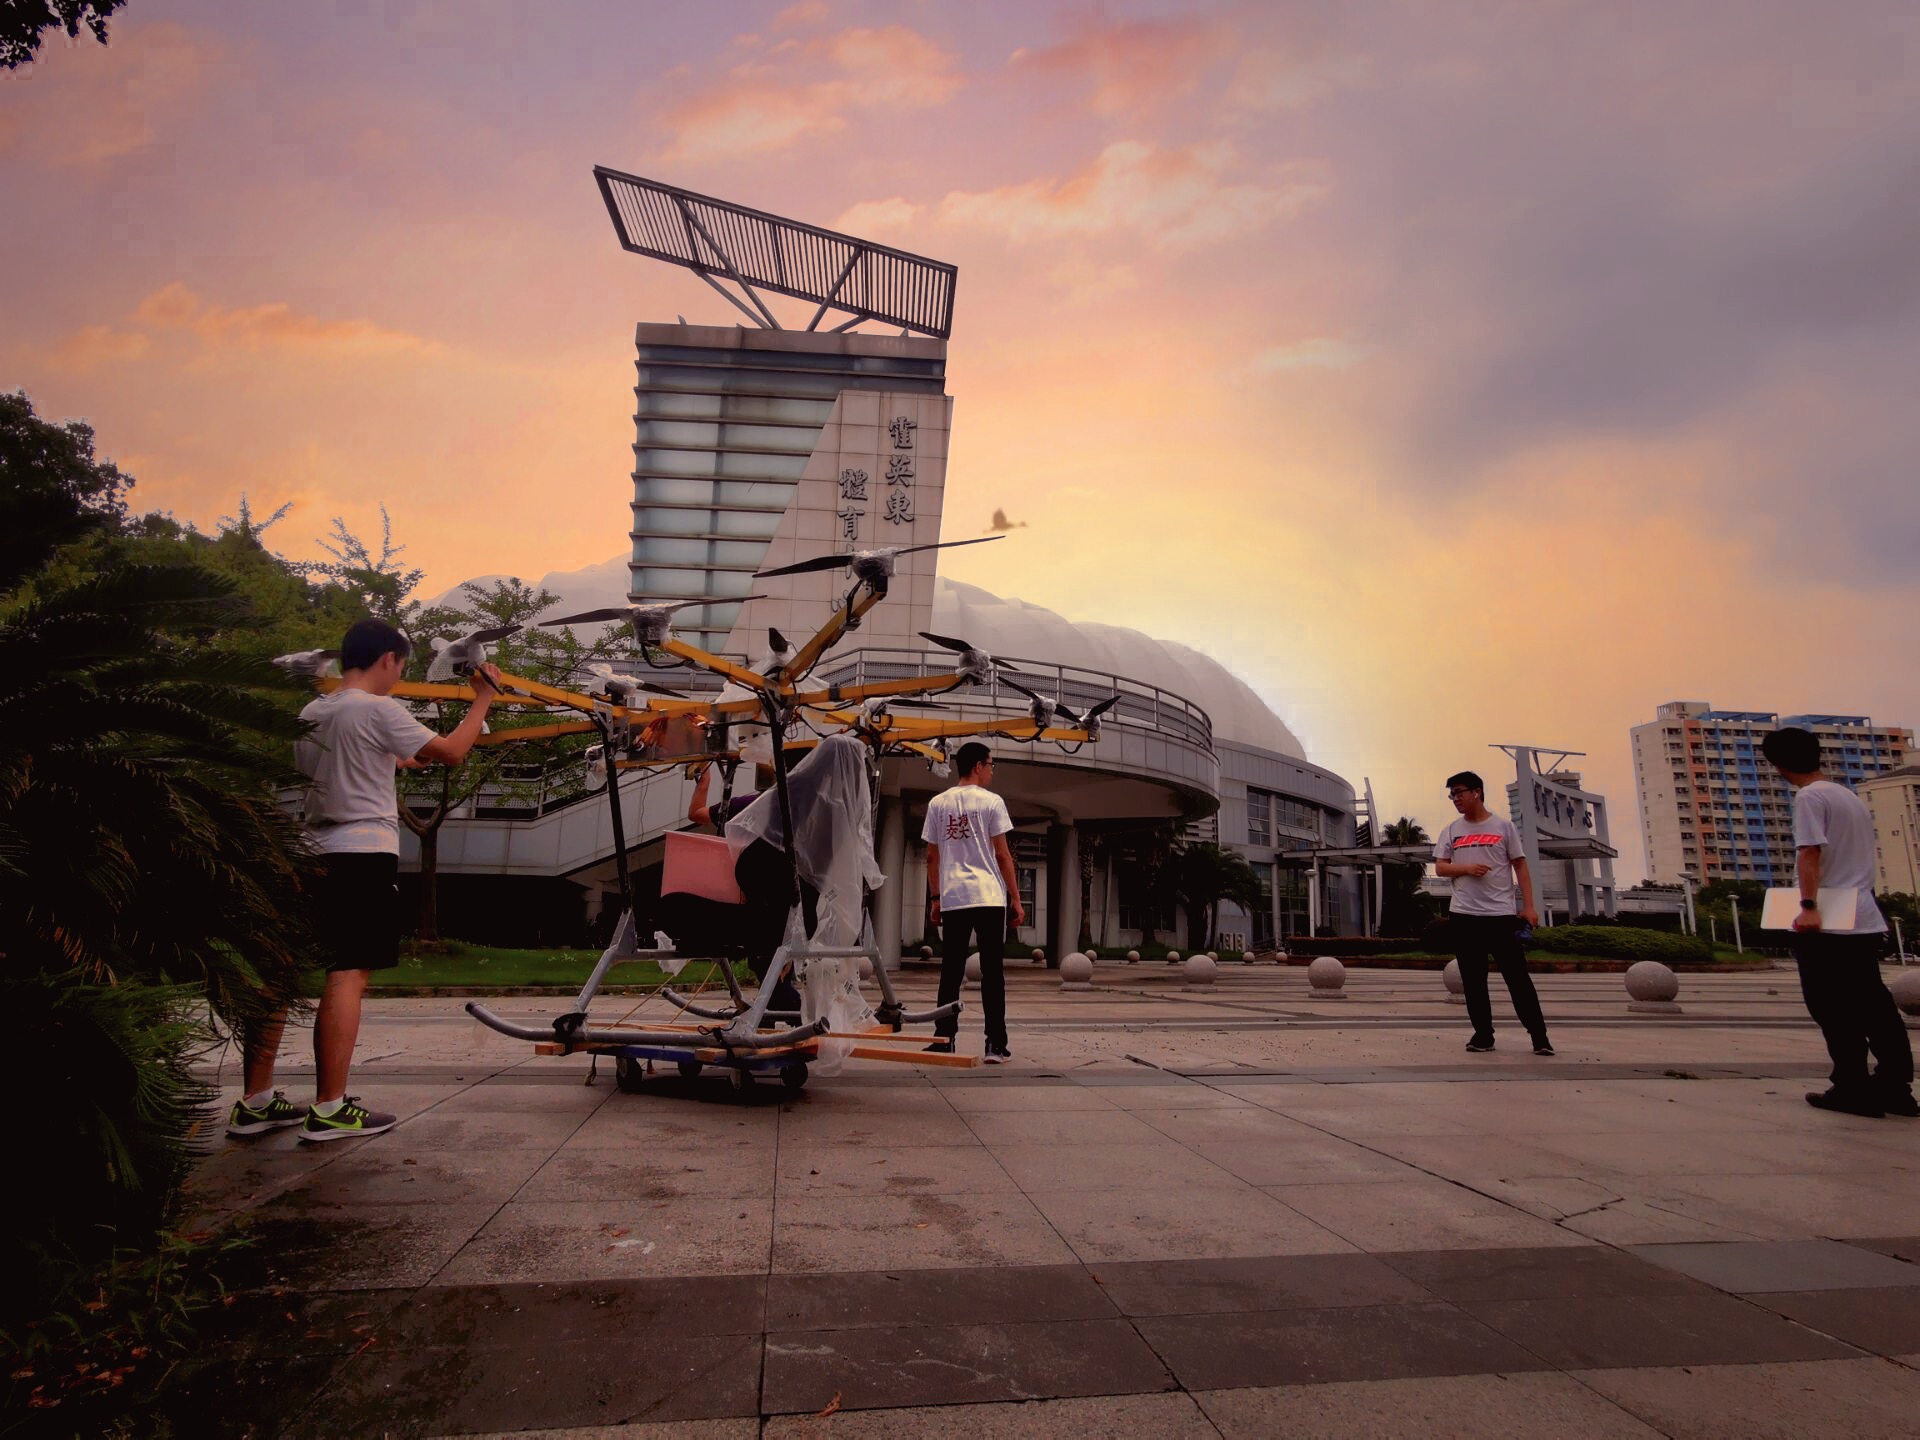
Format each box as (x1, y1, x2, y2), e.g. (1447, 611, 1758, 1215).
(937, 907, 1007, 1048)
(1793, 932, 1914, 1099)
(733, 839, 813, 1014)
(1452, 913, 1548, 1044)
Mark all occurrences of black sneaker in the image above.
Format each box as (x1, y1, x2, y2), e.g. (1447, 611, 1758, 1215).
(1465, 1037, 1495, 1053)
(1879, 1090, 1919, 1118)
(1532, 1039, 1556, 1057)
(299, 1097, 398, 1143)
(983, 1045, 1012, 1065)
(227, 1091, 305, 1136)
(1805, 1088, 1884, 1119)
(923, 1039, 954, 1054)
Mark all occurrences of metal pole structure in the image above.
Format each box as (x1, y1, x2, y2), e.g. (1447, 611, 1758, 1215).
(1710, 916, 1718, 947)
(1730, 897, 1743, 954)
(1897, 916, 1909, 964)
(599, 717, 634, 919)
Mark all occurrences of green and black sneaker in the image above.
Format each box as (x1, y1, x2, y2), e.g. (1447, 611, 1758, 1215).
(299, 1097, 398, 1144)
(227, 1091, 306, 1136)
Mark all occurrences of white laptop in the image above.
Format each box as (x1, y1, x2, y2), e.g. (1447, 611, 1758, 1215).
(1760, 887, 1859, 931)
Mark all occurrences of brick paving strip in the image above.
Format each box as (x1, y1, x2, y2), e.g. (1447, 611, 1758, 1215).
(174, 968, 1920, 1437)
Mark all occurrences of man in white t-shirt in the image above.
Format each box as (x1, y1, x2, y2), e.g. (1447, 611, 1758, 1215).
(922, 742, 1026, 1063)
(1434, 770, 1552, 1056)
(1762, 726, 1914, 1119)
(227, 618, 500, 1143)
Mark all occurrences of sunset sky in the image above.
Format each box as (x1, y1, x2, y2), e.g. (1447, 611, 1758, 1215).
(7, 1, 1918, 879)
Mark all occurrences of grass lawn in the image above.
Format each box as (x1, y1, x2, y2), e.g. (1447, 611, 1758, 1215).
(372, 941, 750, 990)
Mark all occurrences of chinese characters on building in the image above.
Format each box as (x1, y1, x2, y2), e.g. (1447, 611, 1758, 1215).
(884, 414, 916, 527)
(837, 467, 868, 540)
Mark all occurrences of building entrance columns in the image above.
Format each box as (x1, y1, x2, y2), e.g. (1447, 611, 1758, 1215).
(875, 794, 907, 970)
(1047, 820, 1080, 968)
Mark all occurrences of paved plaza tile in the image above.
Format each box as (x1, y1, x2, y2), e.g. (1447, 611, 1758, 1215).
(175, 966, 1920, 1436)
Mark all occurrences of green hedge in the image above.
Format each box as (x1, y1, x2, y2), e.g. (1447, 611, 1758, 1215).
(1528, 924, 1714, 964)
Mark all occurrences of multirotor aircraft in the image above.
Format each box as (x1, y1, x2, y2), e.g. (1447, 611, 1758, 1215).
(286, 532, 1121, 1093)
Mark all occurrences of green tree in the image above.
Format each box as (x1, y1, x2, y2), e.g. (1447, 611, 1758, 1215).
(0, 0, 126, 70)
(0, 395, 315, 1340)
(0, 388, 132, 597)
(1379, 816, 1441, 936)
(1167, 842, 1264, 952)
(293, 506, 426, 628)
(397, 578, 626, 939)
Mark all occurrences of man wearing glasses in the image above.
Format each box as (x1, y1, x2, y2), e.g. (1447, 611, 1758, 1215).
(923, 743, 1026, 1063)
(1434, 771, 1552, 1056)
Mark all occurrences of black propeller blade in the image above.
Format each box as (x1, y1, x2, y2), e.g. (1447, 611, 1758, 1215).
(1001, 677, 1089, 726)
(752, 554, 849, 578)
(1085, 695, 1122, 722)
(541, 607, 631, 626)
(916, 631, 1024, 676)
(755, 535, 1003, 579)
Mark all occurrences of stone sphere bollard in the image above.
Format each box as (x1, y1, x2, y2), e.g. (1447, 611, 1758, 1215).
(1060, 952, 1094, 990)
(1887, 969, 1920, 1020)
(1165, 950, 1181, 965)
(964, 952, 982, 985)
(1183, 953, 1218, 989)
(1126, 949, 1141, 963)
(921, 945, 934, 961)
(1207, 951, 1219, 962)
(1625, 960, 1683, 1014)
(857, 954, 875, 981)
(1307, 955, 1348, 999)
(1032, 947, 1047, 964)
(1442, 959, 1466, 1004)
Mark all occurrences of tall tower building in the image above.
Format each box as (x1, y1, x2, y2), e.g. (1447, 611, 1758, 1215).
(1631, 700, 1912, 886)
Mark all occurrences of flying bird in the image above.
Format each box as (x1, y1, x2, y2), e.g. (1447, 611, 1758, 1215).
(984, 508, 1029, 535)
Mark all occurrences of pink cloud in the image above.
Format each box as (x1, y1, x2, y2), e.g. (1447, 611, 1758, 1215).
(656, 24, 963, 162)
(773, 0, 831, 29)
(936, 141, 1324, 247)
(124, 282, 439, 355)
(1008, 13, 1231, 117)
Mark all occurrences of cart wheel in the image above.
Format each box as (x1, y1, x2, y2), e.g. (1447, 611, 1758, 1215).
(676, 1059, 701, 1081)
(615, 1054, 647, 1094)
(781, 1063, 809, 1091)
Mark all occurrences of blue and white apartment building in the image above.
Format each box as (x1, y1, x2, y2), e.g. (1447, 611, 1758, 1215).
(1632, 700, 1912, 887)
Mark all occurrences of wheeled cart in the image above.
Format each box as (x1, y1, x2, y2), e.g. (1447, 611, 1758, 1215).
(465, 909, 975, 1094)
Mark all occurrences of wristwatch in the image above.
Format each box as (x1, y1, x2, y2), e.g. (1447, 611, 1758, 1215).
(1800, 898, 1819, 911)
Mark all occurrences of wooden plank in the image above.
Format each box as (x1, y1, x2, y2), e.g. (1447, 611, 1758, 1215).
(847, 1046, 978, 1068)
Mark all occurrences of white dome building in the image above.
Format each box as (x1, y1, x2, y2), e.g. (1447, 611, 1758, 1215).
(830, 578, 1359, 959)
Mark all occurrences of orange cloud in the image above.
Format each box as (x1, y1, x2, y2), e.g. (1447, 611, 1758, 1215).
(657, 24, 963, 162)
(0, 21, 223, 167)
(935, 141, 1325, 247)
(127, 282, 438, 356)
(1008, 13, 1230, 116)
(48, 324, 152, 372)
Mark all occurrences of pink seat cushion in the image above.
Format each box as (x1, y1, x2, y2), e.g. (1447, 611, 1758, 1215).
(662, 831, 746, 905)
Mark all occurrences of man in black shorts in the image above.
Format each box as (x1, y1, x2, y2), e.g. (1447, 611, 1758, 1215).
(227, 619, 499, 1142)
